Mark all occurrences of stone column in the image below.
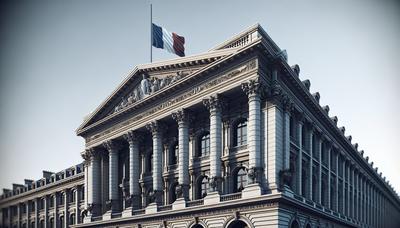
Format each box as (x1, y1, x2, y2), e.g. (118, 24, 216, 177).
(103, 140, 121, 213)
(342, 159, 345, 214)
(203, 95, 223, 193)
(63, 190, 68, 228)
(146, 121, 165, 205)
(74, 186, 80, 225)
(327, 146, 332, 209)
(43, 196, 48, 228)
(26, 201, 29, 228)
(124, 131, 142, 210)
(296, 119, 304, 196)
(172, 109, 190, 200)
(308, 126, 314, 200)
(242, 80, 262, 184)
(81, 148, 101, 220)
(317, 137, 322, 204)
(53, 193, 57, 228)
(335, 153, 339, 211)
(35, 198, 39, 228)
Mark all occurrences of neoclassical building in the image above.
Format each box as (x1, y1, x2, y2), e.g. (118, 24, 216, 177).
(1, 24, 400, 228)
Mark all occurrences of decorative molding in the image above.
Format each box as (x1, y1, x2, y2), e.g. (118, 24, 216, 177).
(172, 109, 191, 125)
(86, 59, 257, 145)
(123, 131, 142, 145)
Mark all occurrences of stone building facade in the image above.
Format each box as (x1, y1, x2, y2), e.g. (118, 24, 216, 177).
(1, 24, 400, 228)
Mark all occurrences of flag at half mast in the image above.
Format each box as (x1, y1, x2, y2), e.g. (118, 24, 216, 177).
(152, 23, 185, 57)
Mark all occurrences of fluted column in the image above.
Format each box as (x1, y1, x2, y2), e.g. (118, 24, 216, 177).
(124, 131, 142, 209)
(103, 140, 120, 212)
(242, 80, 262, 184)
(203, 95, 223, 192)
(172, 109, 190, 200)
(81, 148, 101, 219)
(146, 121, 165, 205)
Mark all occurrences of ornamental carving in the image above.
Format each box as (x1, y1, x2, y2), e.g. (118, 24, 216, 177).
(146, 121, 166, 136)
(203, 94, 225, 113)
(102, 140, 121, 152)
(110, 71, 191, 116)
(87, 59, 257, 145)
(241, 79, 261, 97)
(171, 108, 191, 125)
(123, 131, 142, 145)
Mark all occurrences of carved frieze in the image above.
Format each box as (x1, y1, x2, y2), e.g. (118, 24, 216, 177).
(110, 71, 192, 116)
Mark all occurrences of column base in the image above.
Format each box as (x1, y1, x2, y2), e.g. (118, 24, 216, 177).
(102, 211, 113, 221)
(145, 202, 158, 214)
(122, 207, 132, 218)
(172, 197, 187, 210)
(242, 183, 262, 198)
(204, 191, 220, 205)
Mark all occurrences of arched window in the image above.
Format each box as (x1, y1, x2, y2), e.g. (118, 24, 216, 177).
(59, 216, 64, 228)
(70, 214, 76, 225)
(198, 176, 209, 199)
(227, 220, 249, 228)
(49, 195, 54, 207)
(199, 133, 210, 157)
(192, 225, 204, 228)
(290, 220, 300, 228)
(49, 218, 54, 228)
(169, 183, 178, 204)
(234, 119, 247, 147)
(59, 193, 64, 205)
(80, 187, 85, 200)
(235, 168, 248, 192)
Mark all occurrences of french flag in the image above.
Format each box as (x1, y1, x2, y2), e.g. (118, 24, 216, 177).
(152, 23, 185, 57)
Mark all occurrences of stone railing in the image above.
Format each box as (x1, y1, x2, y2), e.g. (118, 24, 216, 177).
(132, 208, 145, 216)
(220, 192, 242, 202)
(186, 199, 204, 207)
(158, 204, 172, 212)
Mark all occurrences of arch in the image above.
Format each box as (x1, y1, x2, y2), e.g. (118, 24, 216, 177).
(187, 219, 208, 228)
(196, 175, 209, 199)
(304, 223, 312, 228)
(224, 218, 253, 228)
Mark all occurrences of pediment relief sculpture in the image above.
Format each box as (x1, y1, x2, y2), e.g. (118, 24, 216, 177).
(110, 70, 192, 116)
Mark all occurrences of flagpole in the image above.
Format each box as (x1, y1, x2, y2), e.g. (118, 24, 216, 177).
(150, 3, 152, 63)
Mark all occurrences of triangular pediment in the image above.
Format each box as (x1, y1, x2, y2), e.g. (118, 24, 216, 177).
(76, 24, 282, 137)
(76, 49, 235, 135)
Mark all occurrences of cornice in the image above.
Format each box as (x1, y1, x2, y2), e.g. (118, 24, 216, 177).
(77, 39, 263, 138)
(0, 173, 84, 207)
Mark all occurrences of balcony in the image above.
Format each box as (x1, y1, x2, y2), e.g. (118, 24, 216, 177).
(220, 192, 242, 202)
(186, 199, 204, 207)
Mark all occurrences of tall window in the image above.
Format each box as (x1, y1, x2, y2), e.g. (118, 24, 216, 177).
(70, 214, 76, 225)
(234, 119, 247, 147)
(169, 142, 178, 165)
(199, 133, 210, 157)
(147, 155, 153, 172)
(59, 193, 64, 205)
(70, 190, 76, 203)
(60, 216, 64, 228)
(235, 168, 248, 192)
(200, 176, 209, 198)
(49, 195, 54, 207)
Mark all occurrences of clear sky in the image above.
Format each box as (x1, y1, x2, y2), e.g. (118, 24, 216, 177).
(0, 0, 399, 195)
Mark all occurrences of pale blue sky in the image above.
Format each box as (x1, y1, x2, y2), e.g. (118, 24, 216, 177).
(0, 0, 399, 194)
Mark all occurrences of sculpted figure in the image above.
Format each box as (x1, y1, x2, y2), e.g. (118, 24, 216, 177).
(133, 88, 140, 101)
(140, 74, 151, 96)
(151, 77, 159, 93)
(159, 78, 166, 89)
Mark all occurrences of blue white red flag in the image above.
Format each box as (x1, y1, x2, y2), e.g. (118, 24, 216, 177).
(152, 23, 185, 57)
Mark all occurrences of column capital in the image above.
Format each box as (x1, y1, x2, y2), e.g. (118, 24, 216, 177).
(123, 131, 142, 145)
(102, 140, 122, 152)
(241, 79, 262, 98)
(202, 94, 226, 114)
(172, 108, 191, 125)
(81, 148, 101, 161)
(146, 121, 166, 136)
